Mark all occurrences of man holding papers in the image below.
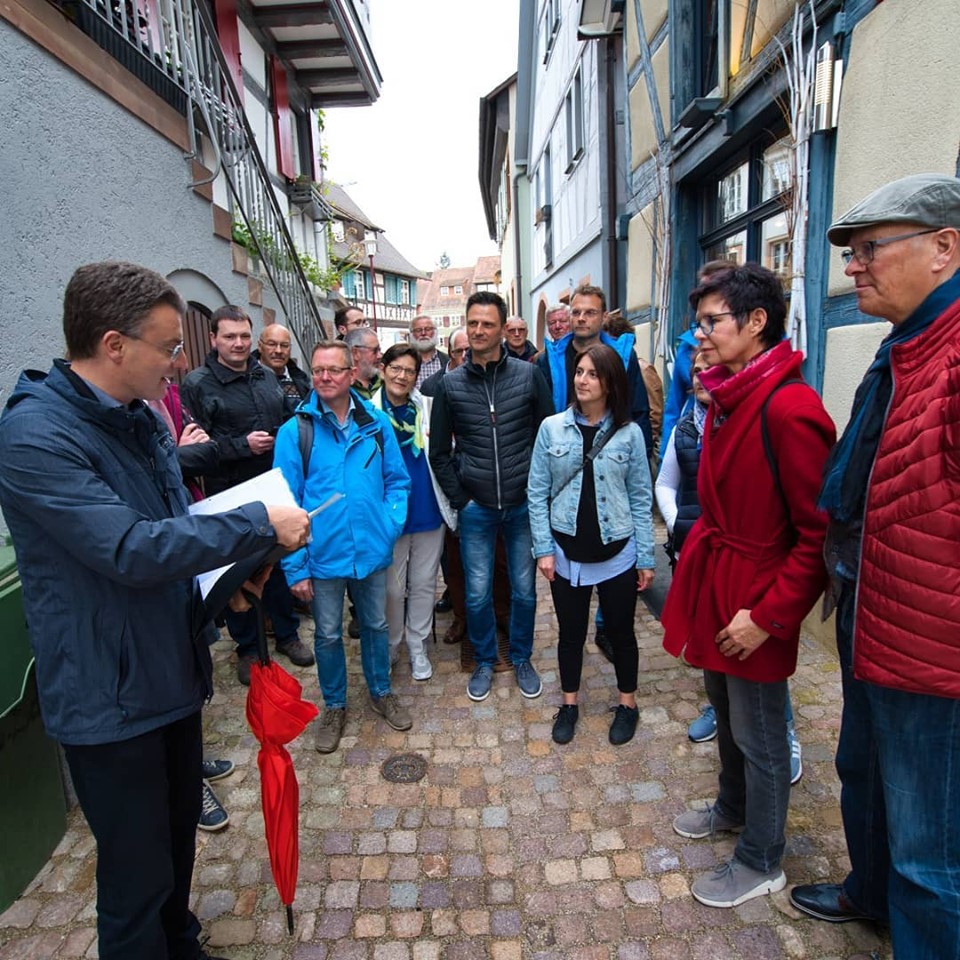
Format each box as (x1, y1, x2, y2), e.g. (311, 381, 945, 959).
(0, 262, 309, 960)
(274, 339, 413, 754)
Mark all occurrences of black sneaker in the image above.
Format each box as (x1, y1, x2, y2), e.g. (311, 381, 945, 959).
(198, 780, 229, 831)
(595, 629, 615, 664)
(201, 758, 234, 782)
(434, 589, 452, 613)
(609, 704, 639, 745)
(551, 705, 579, 744)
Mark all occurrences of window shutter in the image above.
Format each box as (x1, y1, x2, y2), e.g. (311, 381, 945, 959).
(213, 0, 244, 103)
(270, 56, 295, 180)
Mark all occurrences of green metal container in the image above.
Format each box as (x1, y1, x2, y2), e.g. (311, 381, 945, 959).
(0, 543, 67, 913)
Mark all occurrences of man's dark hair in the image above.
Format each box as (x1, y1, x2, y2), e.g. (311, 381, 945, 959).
(688, 262, 786, 350)
(574, 343, 631, 427)
(603, 313, 633, 338)
(334, 305, 363, 331)
(382, 343, 422, 373)
(63, 262, 185, 360)
(465, 290, 507, 325)
(210, 305, 251, 335)
(572, 284, 607, 314)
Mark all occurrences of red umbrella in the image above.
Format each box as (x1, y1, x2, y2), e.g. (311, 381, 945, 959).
(244, 592, 319, 933)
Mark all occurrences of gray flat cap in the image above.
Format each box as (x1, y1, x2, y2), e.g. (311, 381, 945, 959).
(827, 173, 960, 246)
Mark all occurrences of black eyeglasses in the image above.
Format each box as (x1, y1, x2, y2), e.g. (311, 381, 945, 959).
(690, 312, 739, 336)
(840, 228, 939, 266)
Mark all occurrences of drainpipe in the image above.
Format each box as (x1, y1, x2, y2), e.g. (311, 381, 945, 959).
(512, 166, 525, 318)
(603, 36, 619, 311)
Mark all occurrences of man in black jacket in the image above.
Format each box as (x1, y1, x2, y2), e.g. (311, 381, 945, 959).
(429, 292, 553, 702)
(181, 307, 314, 682)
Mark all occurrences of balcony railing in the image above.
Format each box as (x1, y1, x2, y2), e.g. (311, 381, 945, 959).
(64, 0, 331, 351)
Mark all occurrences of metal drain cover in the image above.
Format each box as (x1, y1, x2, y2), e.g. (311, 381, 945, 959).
(381, 753, 428, 783)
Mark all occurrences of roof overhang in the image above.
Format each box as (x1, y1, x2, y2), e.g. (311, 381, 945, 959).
(249, 0, 383, 107)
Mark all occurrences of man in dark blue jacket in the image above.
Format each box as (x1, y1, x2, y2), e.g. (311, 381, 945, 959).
(0, 262, 309, 960)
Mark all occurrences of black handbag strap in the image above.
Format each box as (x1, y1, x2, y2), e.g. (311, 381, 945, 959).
(554, 421, 623, 498)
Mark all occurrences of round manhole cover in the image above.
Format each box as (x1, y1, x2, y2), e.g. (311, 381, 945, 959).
(381, 753, 428, 783)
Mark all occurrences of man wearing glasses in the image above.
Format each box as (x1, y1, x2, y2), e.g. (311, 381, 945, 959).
(274, 340, 413, 753)
(344, 327, 383, 400)
(253, 322, 311, 401)
(182, 306, 314, 682)
(334, 305, 368, 339)
(789, 174, 960, 954)
(409, 315, 448, 389)
(0, 262, 310, 960)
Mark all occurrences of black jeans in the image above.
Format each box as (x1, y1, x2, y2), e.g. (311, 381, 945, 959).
(64, 712, 204, 960)
(550, 566, 638, 694)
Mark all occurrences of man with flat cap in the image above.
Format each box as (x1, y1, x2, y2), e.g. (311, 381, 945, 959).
(790, 173, 960, 955)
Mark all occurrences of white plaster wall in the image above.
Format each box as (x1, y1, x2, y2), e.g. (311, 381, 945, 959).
(626, 205, 656, 312)
(238, 20, 266, 90)
(821, 322, 889, 433)
(827, 0, 960, 295)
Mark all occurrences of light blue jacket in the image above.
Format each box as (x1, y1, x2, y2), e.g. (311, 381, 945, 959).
(275, 389, 410, 583)
(527, 408, 655, 568)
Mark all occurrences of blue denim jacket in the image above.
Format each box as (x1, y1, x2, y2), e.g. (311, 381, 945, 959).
(528, 408, 655, 568)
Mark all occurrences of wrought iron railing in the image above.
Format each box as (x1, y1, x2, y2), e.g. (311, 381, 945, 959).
(67, 0, 331, 350)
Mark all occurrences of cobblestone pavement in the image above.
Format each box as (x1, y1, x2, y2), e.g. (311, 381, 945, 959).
(1, 555, 890, 959)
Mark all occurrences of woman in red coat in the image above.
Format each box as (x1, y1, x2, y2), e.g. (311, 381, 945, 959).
(662, 263, 835, 909)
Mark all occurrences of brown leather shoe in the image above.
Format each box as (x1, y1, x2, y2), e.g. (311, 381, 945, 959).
(443, 618, 466, 644)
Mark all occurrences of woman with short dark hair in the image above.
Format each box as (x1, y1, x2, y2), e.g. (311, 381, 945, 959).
(528, 343, 655, 746)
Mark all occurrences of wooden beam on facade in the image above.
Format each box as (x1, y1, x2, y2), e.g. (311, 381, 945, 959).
(275, 37, 346, 58)
(252, 3, 331, 28)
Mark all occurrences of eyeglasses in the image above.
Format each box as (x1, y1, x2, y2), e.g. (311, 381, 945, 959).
(356, 344, 381, 354)
(126, 333, 185, 362)
(260, 339, 290, 350)
(311, 364, 352, 377)
(411, 327, 435, 336)
(840, 228, 939, 266)
(385, 363, 417, 379)
(449, 347, 466, 357)
(570, 308, 602, 320)
(690, 312, 740, 336)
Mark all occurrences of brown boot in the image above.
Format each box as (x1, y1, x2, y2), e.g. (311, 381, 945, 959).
(443, 617, 466, 645)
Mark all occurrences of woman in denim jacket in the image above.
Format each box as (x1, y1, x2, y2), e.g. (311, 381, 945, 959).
(528, 343, 655, 746)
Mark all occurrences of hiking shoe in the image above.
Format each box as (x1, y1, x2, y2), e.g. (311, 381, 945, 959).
(788, 721, 803, 785)
(443, 618, 466, 644)
(236, 653, 257, 686)
(314, 708, 346, 753)
(198, 780, 229, 832)
(201, 758, 234, 782)
(371, 693, 413, 731)
(411, 653, 433, 681)
(467, 664, 494, 701)
(514, 660, 542, 698)
(673, 803, 744, 839)
(347, 616, 360, 639)
(691, 858, 786, 908)
(594, 628, 615, 664)
(688, 704, 718, 742)
(275, 637, 315, 667)
(551, 705, 579, 744)
(609, 704, 639, 745)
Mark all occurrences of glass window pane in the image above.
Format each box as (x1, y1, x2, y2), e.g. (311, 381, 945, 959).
(762, 138, 791, 201)
(715, 164, 748, 226)
(761, 212, 791, 279)
(705, 230, 747, 265)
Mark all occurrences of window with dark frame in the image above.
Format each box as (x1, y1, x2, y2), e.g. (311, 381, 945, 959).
(564, 67, 585, 172)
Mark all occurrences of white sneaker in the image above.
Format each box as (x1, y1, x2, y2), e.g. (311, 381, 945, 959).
(411, 653, 433, 681)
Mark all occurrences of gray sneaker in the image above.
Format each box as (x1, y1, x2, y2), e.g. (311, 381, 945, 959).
(691, 858, 786, 908)
(672, 803, 744, 839)
(467, 664, 494, 701)
(514, 660, 542, 699)
(371, 693, 413, 731)
(314, 708, 346, 753)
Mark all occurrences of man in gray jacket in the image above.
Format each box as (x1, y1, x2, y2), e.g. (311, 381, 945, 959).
(0, 261, 309, 960)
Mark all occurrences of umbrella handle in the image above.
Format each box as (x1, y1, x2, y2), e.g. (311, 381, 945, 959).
(286, 904, 294, 934)
(241, 588, 271, 666)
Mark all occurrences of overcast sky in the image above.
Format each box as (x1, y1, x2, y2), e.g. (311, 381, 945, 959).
(322, 0, 521, 274)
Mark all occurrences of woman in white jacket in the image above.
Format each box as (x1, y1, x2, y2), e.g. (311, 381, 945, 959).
(372, 344, 455, 680)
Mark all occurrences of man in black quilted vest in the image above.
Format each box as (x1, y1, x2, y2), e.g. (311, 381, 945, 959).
(429, 291, 553, 702)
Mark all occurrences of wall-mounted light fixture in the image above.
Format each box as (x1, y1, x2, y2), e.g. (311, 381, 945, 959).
(813, 41, 843, 132)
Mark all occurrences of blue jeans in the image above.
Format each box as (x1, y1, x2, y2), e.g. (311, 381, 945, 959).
(834, 586, 890, 922)
(458, 500, 537, 667)
(311, 570, 391, 708)
(704, 669, 790, 874)
(225, 564, 299, 657)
